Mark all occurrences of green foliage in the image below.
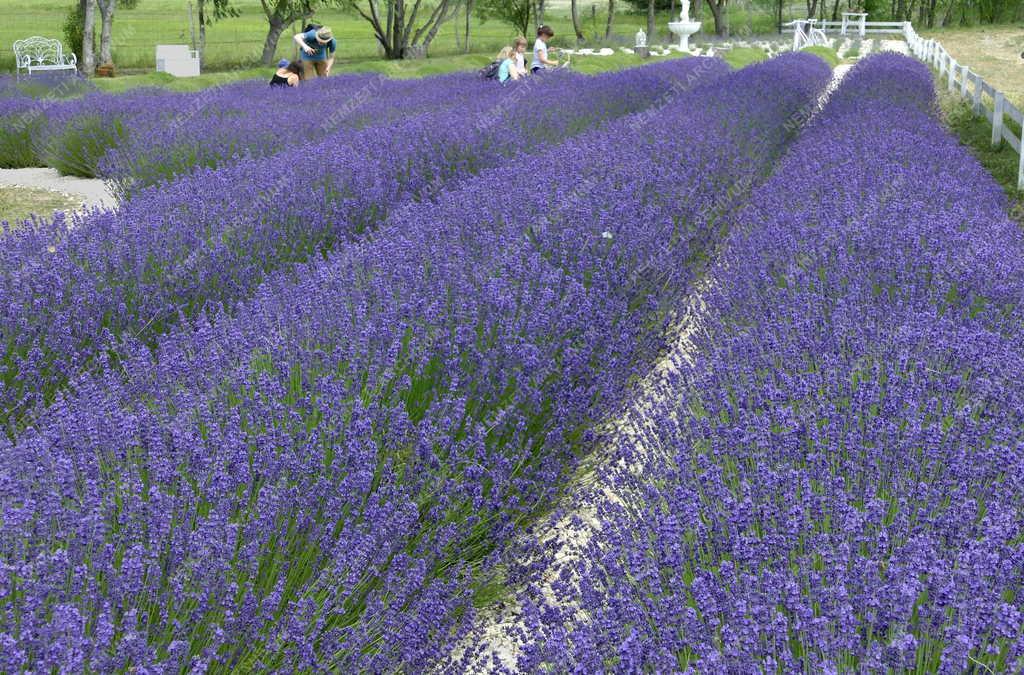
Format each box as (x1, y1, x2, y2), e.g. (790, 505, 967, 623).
(42, 115, 126, 178)
(622, 0, 673, 9)
(474, 0, 532, 37)
(801, 45, 839, 67)
(940, 92, 1023, 201)
(721, 46, 768, 69)
(62, 2, 89, 65)
(0, 117, 42, 168)
(200, 0, 241, 24)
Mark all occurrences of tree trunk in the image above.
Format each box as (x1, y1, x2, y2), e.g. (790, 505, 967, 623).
(261, 16, 287, 65)
(418, 0, 457, 52)
(940, 0, 955, 25)
(97, 0, 115, 65)
(81, 0, 96, 75)
(605, 0, 616, 39)
(707, 0, 727, 35)
(517, 3, 532, 38)
(830, 0, 842, 22)
(571, 0, 585, 42)
(647, 0, 655, 40)
(464, 0, 472, 53)
(198, 0, 207, 66)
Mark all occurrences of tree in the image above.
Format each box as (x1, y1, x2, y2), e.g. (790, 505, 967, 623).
(474, 0, 532, 37)
(96, 0, 115, 65)
(570, 0, 585, 42)
(81, 0, 96, 74)
(705, 0, 728, 35)
(605, 0, 616, 38)
(64, 0, 93, 72)
(198, 0, 240, 66)
(646, 0, 655, 40)
(259, 0, 321, 65)
(348, 0, 460, 59)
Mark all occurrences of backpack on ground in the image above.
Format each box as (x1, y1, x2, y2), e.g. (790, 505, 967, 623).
(478, 60, 501, 80)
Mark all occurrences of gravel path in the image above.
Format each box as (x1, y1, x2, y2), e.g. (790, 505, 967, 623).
(0, 168, 115, 211)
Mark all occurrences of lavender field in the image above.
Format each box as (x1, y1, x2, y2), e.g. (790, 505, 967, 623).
(0, 52, 1022, 673)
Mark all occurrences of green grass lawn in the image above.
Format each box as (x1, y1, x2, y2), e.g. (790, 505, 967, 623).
(0, 0, 806, 74)
(0, 185, 80, 225)
(940, 91, 1024, 205)
(79, 50, 694, 93)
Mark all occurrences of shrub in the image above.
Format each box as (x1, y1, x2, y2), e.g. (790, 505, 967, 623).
(40, 114, 125, 177)
(802, 44, 840, 67)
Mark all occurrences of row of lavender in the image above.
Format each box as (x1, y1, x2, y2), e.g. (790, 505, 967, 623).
(506, 54, 1024, 673)
(0, 54, 832, 671)
(0, 64, 693, 434)
(1, 72, 507, 188)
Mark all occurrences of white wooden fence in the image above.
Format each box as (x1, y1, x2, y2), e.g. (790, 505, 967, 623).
(903, 23, 1024, 190)
(783, 20, 1023, 190)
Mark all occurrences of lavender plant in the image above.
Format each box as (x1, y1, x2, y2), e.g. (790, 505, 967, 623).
(0, 53, 831, 671)
(0, 60, 711, 435)
(498, 54, 1024, 673)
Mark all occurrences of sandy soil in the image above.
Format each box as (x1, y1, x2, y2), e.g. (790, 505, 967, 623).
(0, 167, 115, 212)
(923, 26, 1024, 105)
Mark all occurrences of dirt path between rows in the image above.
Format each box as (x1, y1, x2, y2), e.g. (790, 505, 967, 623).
(0, 167, 115, 212)
(445, 59, 863, 673)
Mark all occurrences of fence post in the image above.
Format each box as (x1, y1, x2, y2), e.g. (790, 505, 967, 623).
(959, 64, 969, 97)
(948, 58, 957, 93)
(991, 91, 1004, 148)
(1018, 134, 1024, 190)
(972, 72, 983, 115)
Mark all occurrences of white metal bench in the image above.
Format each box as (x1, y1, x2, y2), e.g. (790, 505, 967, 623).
(787, 20, 830, 51)
(13, 36, 77, 80)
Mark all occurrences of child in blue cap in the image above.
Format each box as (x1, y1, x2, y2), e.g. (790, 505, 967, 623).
(270, 59, 301, 87)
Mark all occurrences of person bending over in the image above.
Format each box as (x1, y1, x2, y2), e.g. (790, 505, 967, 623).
(293, 26, 336, 79)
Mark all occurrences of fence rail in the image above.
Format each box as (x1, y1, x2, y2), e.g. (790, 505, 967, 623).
(785, 19, 1023, 190)
(903, 23, 1024, 190)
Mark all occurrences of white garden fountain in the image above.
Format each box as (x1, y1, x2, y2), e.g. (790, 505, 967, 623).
(668, 0, 701, 52)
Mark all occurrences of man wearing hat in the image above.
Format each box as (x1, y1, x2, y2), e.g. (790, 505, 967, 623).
(293, 25, 337, 79)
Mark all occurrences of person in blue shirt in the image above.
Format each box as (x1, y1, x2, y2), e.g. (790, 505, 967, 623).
(293, 26, 336, 79)
(496, 46, 521, 84)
